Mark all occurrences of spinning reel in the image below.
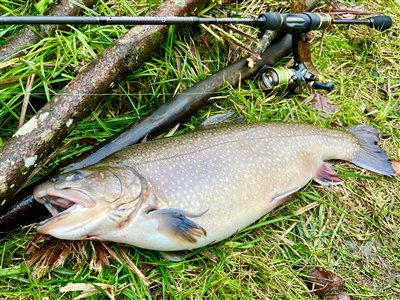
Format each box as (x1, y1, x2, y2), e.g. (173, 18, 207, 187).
(256, 31, 334, 96)
(254, 13, 392, 95)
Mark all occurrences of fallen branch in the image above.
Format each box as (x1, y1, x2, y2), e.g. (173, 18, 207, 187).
(0, 0, 209, 204)
(0, 0, 97, 64)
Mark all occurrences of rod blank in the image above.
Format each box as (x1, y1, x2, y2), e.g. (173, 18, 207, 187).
(0, 16, 261, 26)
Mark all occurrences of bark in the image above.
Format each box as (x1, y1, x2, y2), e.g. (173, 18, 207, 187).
(0, 0, 97, 63)
(0, 0, 209, 204)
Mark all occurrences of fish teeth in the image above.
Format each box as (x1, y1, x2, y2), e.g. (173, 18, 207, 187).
(44, 200, 59, 217)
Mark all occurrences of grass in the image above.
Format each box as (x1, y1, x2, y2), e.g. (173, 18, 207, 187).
(0, 0, 399, 299)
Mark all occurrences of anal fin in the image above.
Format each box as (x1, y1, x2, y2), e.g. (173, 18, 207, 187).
(148, 208, 207, 244)
(314, 162, 343, 186)
(271, 186, 301, 206)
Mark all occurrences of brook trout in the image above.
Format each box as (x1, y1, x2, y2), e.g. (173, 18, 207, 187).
(34, 123, 394, 251)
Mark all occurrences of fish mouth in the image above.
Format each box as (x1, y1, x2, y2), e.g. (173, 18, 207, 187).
(34, 188, 95, 222)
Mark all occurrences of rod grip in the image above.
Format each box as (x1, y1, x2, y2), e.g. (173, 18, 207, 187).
(257, 12, 283, 31)
(368, 16, 392, 31)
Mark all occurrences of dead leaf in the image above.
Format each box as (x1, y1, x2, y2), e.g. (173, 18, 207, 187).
(392, 161, 400, 176)
(293, 201, 320, 216)
(60, 282, 114, 300)
(304, 93, 340, 117)
(305, 267, 345, 297)
(26, 237, 89, 278)
(26, 235, 151, 284)
(89, 242, 110, 272)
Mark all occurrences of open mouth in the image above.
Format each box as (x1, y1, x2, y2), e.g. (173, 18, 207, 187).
(34, 189, 95, 218)
(40, 195, 82, 217)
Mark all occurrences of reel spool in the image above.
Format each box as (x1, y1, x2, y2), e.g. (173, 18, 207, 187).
(257, 64, 334, 96)
(257, 66, 296, 95)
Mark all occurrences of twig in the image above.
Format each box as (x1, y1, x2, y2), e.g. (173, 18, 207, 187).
(210, 24, 262, 60)
(100, 243, 150, 286)
(255, 30, 278, 55)
(225, 25, 259, 43)
(118, 246, 151, 286)
(18, 74, 36, 129)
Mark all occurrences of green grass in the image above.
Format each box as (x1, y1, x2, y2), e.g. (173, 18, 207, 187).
(1, 0, 399, 299)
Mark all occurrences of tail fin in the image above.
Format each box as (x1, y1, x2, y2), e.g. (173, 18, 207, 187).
(345, 125, 395, 176)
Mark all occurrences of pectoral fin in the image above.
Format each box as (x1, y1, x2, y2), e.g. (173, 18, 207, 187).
(314, 162, 343, 185)
(148, 208, 207, 244)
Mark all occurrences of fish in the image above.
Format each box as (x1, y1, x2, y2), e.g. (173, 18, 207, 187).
(33, 122, 395, 252)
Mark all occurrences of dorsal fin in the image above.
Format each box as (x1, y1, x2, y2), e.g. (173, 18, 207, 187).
(199, 112, 246, 128)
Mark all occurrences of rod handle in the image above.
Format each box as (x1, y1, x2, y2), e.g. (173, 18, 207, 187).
(257, 12, 331, 31)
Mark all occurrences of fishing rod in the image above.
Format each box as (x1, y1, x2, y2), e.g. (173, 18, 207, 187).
(0, 13, 392, 31)
(1, 12, 393, 94)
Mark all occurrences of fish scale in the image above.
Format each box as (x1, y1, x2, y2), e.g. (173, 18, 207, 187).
(34, 122, 394, 251)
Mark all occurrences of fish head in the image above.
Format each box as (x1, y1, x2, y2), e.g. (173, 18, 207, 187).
(34, 164, 144, 240)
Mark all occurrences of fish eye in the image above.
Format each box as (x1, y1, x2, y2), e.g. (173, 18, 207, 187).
(71, 171, 83, 181)
(50, 177, 57, 183)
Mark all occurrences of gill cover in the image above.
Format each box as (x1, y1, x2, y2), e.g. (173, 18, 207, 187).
(34, 164, 145, 240)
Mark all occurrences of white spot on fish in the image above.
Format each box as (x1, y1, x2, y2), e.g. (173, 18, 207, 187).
(24, 155, 37, 168)
(66, 119, 73, 128)
(39, 112, 49, 121)
(13, 116, 38, 137)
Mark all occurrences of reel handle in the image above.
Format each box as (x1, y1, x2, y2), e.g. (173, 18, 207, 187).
(311, 81, 334, 92)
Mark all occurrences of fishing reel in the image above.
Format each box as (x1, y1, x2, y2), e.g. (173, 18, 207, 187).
(257, 63, 334, 95)
(255, 12, 391, 96)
